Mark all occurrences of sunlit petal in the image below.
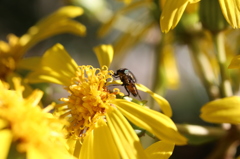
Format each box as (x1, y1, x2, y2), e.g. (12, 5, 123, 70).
(17, 57, 41, 71)
(94, 45, 114, 68)
(18, 6, 86, 57)
(113, 99, 187, 145)
(26, 43, 78, 86)
(5, 74, 34, 100)
(218, 0, 240, 28)
(145, 141, 175, 159)
(160, 0, 200, 32)
(80, 119, 120, 159)
(25, 89, 43, 107)
(27, 147, 46, 159)
(185, 2, 199, 13)
(106, 106, 148, 159)
(0, 129, 12, 159)
(136, 84, 172, 117)
(201, 96, 240, 124)
(237, 0, 240, 11)
(160, 0, 189, 33)
(67, 139, 77, 155)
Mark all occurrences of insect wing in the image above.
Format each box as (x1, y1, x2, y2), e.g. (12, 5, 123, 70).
(126, 70, 137, 83)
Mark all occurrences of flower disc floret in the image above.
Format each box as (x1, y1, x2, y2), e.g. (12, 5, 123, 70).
(58, 65, 122, 139)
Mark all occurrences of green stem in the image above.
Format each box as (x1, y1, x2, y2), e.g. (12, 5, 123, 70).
(176, 124, 226, 137)
(152, 34, 167, 97)
(206, 32, 237, 159)
(213, 32, 232, 97)
(189, 37, 220, 100)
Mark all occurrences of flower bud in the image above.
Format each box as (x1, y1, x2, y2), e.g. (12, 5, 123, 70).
(199, 0, 229, 33)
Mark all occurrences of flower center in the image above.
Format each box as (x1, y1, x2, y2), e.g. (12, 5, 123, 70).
(58, 65, 121, 139)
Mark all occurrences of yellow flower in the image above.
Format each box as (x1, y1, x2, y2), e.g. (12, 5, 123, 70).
(201, 58, 240, 124)
(0, 78, 74, 159)
(160, 0, 240, 33)
(0, 6, 86, 80)
(201, 96, 240, 124)
(25, 43, 187, 158)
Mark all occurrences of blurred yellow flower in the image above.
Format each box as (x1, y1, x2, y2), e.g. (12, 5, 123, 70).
(0, 6, 86, 80)
(25, 43, 187, 158)
(201, 96, 240, 124)
(0, 78, 73, 159)
(200, 57, 240, 124)
(160, 0, 240, 33)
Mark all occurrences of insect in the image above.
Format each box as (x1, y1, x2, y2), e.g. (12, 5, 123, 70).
(113, 68, 141, 100)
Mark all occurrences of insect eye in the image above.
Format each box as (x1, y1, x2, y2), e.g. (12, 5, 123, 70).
(124, 70, 129, 74)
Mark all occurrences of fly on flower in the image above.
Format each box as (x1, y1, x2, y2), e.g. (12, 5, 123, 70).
(25, 44, 187, 158)
(113, 68, 142, 100)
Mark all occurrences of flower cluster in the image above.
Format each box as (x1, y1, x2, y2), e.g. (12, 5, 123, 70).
(2, 0, 240, 158)
(0, 78, 73, 159)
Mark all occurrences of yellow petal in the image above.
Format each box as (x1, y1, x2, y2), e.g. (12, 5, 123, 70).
(145, 141, 175, 159)
(219, 0, 240, 28)
(93, 45, 114, 68)
(113, 99, 187, 145)
(80, 119, 120, 159)
(136, 84, 172, 117)
(66, 139, 77, 155)
(27, 147, 46, 159)
(228, 55, 240, 69)
(79, 132, 94, 159)
(106, 106, 148, 159)
(6, 74, 35, 100)
(26, 43, 78, 86)
(237, 0, 240, 11)
(185, 2, 199, 13)
(201, 96, 240, 124)
(18, 6, 86, 57)
(160, 0, 189, 33)
(17, 57, 41, 71)
(0, 40, 10, 52)
(162, 44, 179, 89)
(0, 129, 12, 159)
(160, 0, 200, 33)
(25, 89, 43, 107)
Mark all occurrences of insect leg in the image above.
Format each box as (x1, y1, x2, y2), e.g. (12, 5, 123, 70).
(133, 84, 142, 100)
(137, 90, 142, 100)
